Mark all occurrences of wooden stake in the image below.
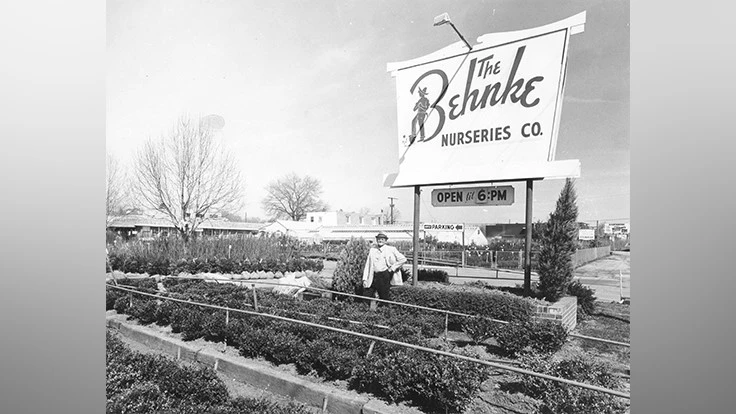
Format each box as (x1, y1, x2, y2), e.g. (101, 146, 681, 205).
(252, 284, 258, 312)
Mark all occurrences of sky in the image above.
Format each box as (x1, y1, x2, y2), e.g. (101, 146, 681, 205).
(107, 0, 629, 226)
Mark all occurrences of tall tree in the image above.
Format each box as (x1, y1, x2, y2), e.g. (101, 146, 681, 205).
(133, 115, 243, 242)
(262, 173, 327, 221)
(106, 153, 128, 226)
(537, 178, 579, 302)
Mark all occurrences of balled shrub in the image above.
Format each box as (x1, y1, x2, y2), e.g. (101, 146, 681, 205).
(495, 322, 532, 356)
(202, 311, 227, 343)
(154, 300, 178, 326)
(107, 289, 125, 311)
(128, 300, 159, 325)
(170, 307, 191, 334)
(237, 324, 274, 359)
(297, 337, 362, 380)
(179, 308, 209, 341)
(567, 281, 597, 317)
(529, 319, 569, 354)
(495, 319, 568, 356)
(113, 296, 131, 315)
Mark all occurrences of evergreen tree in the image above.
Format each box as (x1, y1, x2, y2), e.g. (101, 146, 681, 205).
(331, 238, 371, 296)
(537, 179, 579, 302)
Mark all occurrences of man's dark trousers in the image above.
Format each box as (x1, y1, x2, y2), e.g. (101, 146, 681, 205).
(365, 270, 392, 300)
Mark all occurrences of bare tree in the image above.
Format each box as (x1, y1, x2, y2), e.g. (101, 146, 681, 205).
(133, 115, 243, 242)
(106, 153, 128, 226)
(262, 173, 328, 221)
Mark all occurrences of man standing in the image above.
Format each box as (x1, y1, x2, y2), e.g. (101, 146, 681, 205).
(363, 232, 407, 301)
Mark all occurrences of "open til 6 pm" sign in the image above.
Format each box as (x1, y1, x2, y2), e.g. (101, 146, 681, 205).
(431, 185, 515, 207)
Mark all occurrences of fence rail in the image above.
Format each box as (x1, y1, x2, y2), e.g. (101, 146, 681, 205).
(107, 282, 630, 399)
(110, 273, 629, 349)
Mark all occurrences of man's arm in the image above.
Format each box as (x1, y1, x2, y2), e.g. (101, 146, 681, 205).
(389, 247, 407, 271)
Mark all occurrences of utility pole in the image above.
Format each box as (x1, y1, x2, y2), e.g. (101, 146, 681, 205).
(388, 197, 397, 225)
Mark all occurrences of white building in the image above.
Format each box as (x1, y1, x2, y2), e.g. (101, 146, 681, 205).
(305, 210, 383, 226)
(425, 225, 488, 246)
(259, 220, 321, 243)
(317, 224, 417, 243)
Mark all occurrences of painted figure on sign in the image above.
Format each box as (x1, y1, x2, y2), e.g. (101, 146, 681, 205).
(409, 87, 430, 144)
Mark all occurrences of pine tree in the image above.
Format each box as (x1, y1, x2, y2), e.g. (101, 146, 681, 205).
(537, 179, 579, 302)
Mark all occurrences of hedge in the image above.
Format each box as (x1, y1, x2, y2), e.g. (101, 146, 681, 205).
(391, 284, 537, 327)
(106, 330, 313, 414)
(108, 254, 323, 276)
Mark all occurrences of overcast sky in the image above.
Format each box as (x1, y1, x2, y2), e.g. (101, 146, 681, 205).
(107, 0, 629, 225)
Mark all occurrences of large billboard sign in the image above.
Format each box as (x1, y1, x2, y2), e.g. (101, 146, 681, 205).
(384, 13, 585, 188)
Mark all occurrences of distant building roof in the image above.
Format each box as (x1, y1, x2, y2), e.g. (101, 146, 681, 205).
(107, 214, 264, 232)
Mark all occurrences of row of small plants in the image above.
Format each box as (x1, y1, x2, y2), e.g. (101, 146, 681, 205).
(106, 330, 312, 414)
(107, 280, 488, 412)
(108, 254, 324, 276)
(107, 278, 626, 413)
(109, 234, 304, 262)
(107, 234, 320, 274)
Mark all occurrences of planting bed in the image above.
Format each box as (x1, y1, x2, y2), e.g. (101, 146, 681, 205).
(107, 277, 630, 413)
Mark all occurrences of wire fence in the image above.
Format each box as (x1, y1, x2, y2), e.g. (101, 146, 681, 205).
(106, 282, 630, 399)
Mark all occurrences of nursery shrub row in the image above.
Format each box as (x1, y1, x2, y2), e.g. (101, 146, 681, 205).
(108, 278, 564, 357)
(110, 287, 488, 412)
(391, 284, 537, 327)
(106, 330, 312, 414)
(108, 254, 323, 276)
(108, 278, 560, 356)
(155, 279, 447, 340)
(108, 234, 304, 265)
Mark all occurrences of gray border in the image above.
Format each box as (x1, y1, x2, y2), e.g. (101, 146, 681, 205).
(0, 0, 105, 413)
(632, 1, 736, 413)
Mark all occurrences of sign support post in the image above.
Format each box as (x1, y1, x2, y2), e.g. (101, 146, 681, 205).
(524, 180, 534, 295)
(412, 185, 421, 286)
(461, 223, 466, 267)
